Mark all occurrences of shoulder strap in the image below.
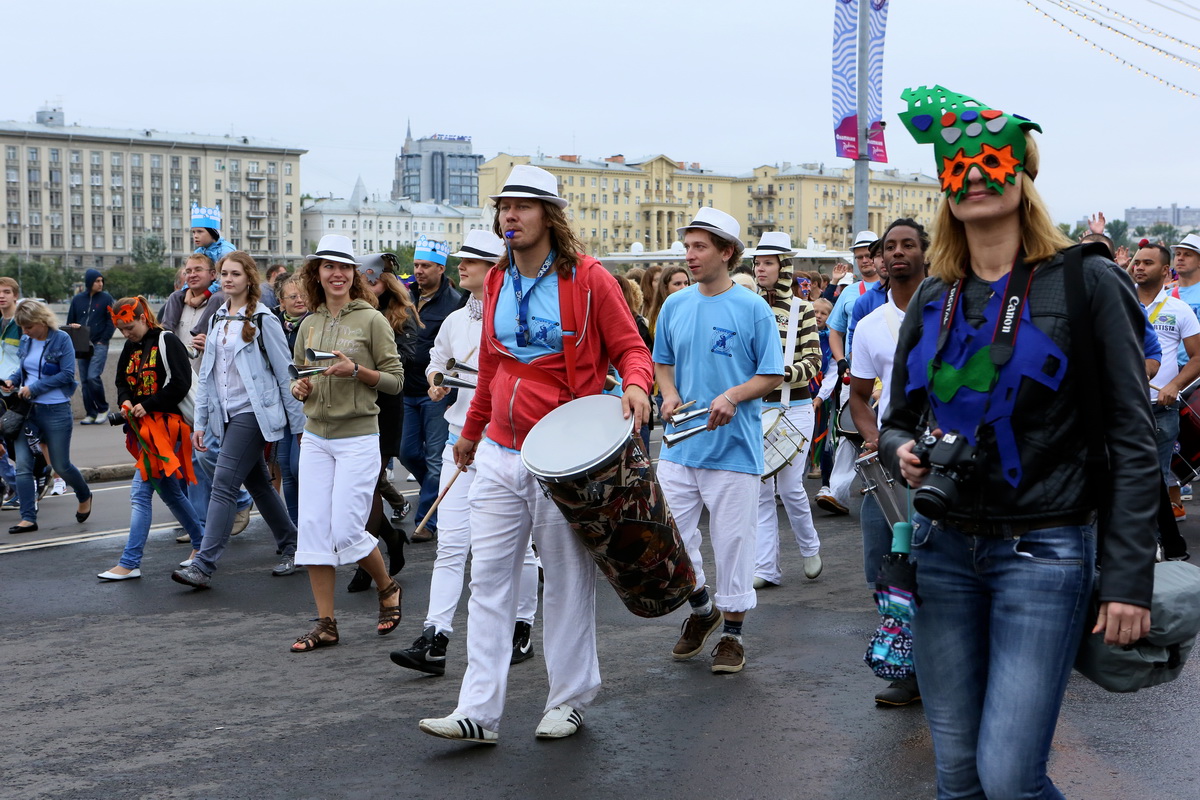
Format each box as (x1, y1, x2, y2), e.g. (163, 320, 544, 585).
(780, 293, 803, 408)
(559, 268, 578, 398)
(1064, 245, 1107, 482)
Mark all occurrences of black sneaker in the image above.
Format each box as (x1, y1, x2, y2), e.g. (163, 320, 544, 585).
(346, 566, 372, 593)
(875, 674, 921, 707)
(392, 498, 412, 524)
(511, 621, 535, 664)
(390, 627, 449, 675)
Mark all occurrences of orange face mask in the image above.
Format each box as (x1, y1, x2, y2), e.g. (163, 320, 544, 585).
(110, 301, 141, 326)
(938, 143, 1023, 200)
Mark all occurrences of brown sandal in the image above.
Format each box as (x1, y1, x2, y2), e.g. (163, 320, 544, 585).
(291, 616, 339, 652)
(377, 580, 402, 636)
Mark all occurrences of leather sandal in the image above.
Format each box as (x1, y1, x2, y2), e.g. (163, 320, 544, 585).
(377, 580, 402, 636)
(291, 616, 339, 653)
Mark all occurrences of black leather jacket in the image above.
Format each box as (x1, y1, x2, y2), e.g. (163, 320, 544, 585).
(880, 250, 1158, 608)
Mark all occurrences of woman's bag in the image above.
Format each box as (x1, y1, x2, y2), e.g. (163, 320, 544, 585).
(161, 331, 197, 427)
(1074, 560, 1200, 692)
(0, 394, 30, 438)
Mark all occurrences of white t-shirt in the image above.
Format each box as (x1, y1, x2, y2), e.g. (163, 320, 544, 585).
(849, 292, 905, 423)
(1144, 287, 1200, 402)
(177, 301, 205, 373)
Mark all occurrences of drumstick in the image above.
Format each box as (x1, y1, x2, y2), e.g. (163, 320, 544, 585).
(672, 400, 696, 416)
(414, 468, 463, 536)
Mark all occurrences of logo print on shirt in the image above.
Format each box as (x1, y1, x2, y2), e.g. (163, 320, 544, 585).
(529, 315, 562, 350)
(710, 326, 736, 357)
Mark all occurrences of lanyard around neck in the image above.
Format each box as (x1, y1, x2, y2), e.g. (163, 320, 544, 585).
(934, 256, 1034, 372)
(509, 249, 557, 347)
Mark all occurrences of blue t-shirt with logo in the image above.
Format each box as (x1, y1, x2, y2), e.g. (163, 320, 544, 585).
(653, 284, 784, 475)
(1174, 283, 1200, 366)
(496, 269, 566, 363)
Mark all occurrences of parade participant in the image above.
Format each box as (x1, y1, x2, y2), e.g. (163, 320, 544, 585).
(97, 297, 204, 581)
(390, 230, 541, 675)
(66, 269, 114, 425)
(0, 277, 22, 501)
(419, 165, 651, 743)
(271, 275, 307, 524)
(646, 265, 692, 338)
(747, 231, 823, 589)
(400, 235, 464, 543)
(190, 203, 236, 265)
(3, 301, 92, 533)
(847, 239, 890, 353)
(345, 251, 417, 589)
(848, 218, 929, 707)
(161, 253, 253, 542)
(654, 208, 784, 674)
(171, 252, 304, 587)
(882, 85, 1156, 798)
(285, 234, 404, 652)
(1130, 243, 1200, 520)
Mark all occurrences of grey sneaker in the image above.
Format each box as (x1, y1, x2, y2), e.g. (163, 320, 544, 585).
(171, 563, 211, 589)
(875, 674, 921, 706)
(272, 554, 296, 576)
(672, 607, 724, 660)
(230, 505, 251, 536)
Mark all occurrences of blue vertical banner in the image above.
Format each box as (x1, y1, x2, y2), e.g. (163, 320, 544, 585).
(832, 0, 889, 163)
(831, 0, 859, 159)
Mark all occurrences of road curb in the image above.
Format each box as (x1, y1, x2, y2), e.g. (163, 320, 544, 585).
(80, 464, 135, 483)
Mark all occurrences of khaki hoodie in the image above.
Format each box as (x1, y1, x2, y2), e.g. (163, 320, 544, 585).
(293, 298, 403, 439)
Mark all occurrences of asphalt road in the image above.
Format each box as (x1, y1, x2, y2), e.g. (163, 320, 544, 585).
(4, 474, 1200, 800)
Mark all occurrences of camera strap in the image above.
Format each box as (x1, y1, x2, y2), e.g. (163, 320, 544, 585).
(933, 254, 1035, 376)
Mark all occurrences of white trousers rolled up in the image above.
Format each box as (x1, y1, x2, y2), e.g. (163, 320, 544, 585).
(756, 403, 821, 584)
(657, 460, 759, 614)
(830, 437, 859, 506)
(455, 442, 600, 732)
(295, 432, 379, 566)
(425, 441, 540, 635)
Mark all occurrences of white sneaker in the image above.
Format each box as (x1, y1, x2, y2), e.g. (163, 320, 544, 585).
(405, 472, 417, 482)
(418, 713, 498, 744)
(752, 576, 778, 589)
(803, 553, 824, 579)
(230, 505, 251, 536)
(535, 704, 583, 739)
(50, 477, 66, 496)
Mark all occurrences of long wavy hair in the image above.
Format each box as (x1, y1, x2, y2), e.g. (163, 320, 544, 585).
(491, 199, 584, 277)
(639, 265, 662, 318)
(112, 296, 162, 330)
(927, 134, 1073, 283)
(298, 257, 378, 313)
(216, 251, 263, 343)
(376, 271, 422, 332)
(646, 265, 691, 334)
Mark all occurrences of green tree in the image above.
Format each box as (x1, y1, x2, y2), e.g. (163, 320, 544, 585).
(1104, 219, 1130, 249)
(1133, 225, 1148, 238)
(1057, 222, 1072, 239)
(0, 255, 75, 302)
(131, 235, 168, 268)
(1149, 223, 1180, 244)
(383, 244, 416, 277)
(103, 263, 178, 300)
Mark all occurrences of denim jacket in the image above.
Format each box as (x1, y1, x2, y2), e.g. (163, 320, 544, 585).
(7, 329, 78, 399)
(194, 301, 305, 442)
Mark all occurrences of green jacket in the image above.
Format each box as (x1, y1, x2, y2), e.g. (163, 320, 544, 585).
(293, 299, 403, 439)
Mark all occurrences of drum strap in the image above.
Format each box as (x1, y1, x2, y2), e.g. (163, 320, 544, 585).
(499, 272, 580, 399)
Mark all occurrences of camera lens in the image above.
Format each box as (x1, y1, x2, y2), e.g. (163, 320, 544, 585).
(106, 411, 127, 426)
(913, 474, 958, 520)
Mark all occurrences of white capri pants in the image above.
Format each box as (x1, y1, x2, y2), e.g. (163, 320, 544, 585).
(455, 441, 600, 732)
(756, 403, 821, 584)
(295, 432, 380, 566)
(657, 460, 759, 614)
(425, 440, 540, 635)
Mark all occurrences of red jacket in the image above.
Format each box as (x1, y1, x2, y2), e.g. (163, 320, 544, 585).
(462, 255, 653, 450)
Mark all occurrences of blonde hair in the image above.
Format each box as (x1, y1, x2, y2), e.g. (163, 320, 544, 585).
(14, 299, 57, 330)
(927, 135, 1073, 283)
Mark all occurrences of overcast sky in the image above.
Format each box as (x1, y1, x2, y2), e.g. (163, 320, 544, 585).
(9, 0, 1200, 228)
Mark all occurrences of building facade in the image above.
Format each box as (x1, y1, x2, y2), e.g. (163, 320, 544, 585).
(478, 152, 940, 256)
(303, 178, 489, 258)
(1126, 204, 1200, 232)
(1, 107, 305, 269)
(391, 125, 483, 207)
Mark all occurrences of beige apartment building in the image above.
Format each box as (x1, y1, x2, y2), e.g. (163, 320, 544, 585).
(1, 107, 305, 270)
(479, 152, 940, 256)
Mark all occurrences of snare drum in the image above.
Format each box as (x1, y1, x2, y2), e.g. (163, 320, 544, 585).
(761, 407, 808, 480)
(854, 451, 909, 528)
(521, 394, 696, 618)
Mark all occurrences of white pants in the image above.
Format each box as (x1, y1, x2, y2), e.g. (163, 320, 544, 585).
(756, 403, 821, 584)
(455, 442, 600, 732)
(426, 441, 540, 635)
(830, 437, 859, 506)
(657, 461, 759, 614)
(295, 433, 379, 566)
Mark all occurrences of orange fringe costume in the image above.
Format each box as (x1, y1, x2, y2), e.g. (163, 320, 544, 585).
(125, 412, 197, 485)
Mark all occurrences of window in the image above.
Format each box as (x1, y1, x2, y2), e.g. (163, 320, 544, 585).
(131, 154, 142, 168)
(113, 234, 124, 248)
(285, 182, 292, 195)
(171, 156, 180, 169)
(91, 151, 102, 165)
(329, 220, 335, 229)
(214, 158, 223, 172)
(93, 234, 104, 248)
(4, 146, 15, 160)
(111, 153, 122, 167)
(248, 161, 259, 173)
(214, 180, 221, 191)
(284, 163, 292, 175)
(49, 149, 60, 163)
(150, 155, 162, 168)
(286, 239, 293, 252)
(112, 174, 123, 188)
(229, 159, 239, 171)
(70, 150, 81, 164)
(189, 157, 199, 171)
(285, 202, 292, 214)
(27, 147, 39, 162)
(4, 168, 15, 183)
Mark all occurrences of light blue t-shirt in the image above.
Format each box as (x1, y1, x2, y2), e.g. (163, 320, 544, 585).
(1174, 283, 1200, 366)
(495, 269, 566, 363)
(24, 338, 70, 405)
(653, 284, 784, 475)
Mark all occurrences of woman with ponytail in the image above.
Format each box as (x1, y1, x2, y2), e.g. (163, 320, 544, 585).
(97, 297, 205, 581)
(171, 251, 306, 589)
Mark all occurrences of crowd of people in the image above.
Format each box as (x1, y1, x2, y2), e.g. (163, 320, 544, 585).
(3, 84, 1178, 797)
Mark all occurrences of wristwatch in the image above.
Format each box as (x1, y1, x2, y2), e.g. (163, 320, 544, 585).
(351, 362, 360, 380)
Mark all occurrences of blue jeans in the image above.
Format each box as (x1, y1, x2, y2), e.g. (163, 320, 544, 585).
(276, 430, 301, 524)
(0, 448, 15, 486)
(1153, 402, 1180, 483)
(77, 341, 109, 417)
(400, 394, 450, 533)
(119, 470, 204, 569)
(910, 514, 1095, 800)
(860, 493, 892, 586)
(188, 427, 252, 527)
(16, 401, 91, 523)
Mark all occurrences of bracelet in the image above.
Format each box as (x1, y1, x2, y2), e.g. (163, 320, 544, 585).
(351, 362, 360, 380)
(722, 393, 739, 416)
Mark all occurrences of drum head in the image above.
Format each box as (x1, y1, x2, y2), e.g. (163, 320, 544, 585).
(761, 407, 782, 436)
(521, 394, 634, 481)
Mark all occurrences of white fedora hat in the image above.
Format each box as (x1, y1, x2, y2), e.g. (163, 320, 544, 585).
(450, 229, 505, 262)
(745, 231, 798, 258)
(1174, 233, 1200, 255)
(489, 164, 568, 209)
(851, 230, 878, 249)
(305, 233, 358, 265)
(677, 207, 744, 248)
